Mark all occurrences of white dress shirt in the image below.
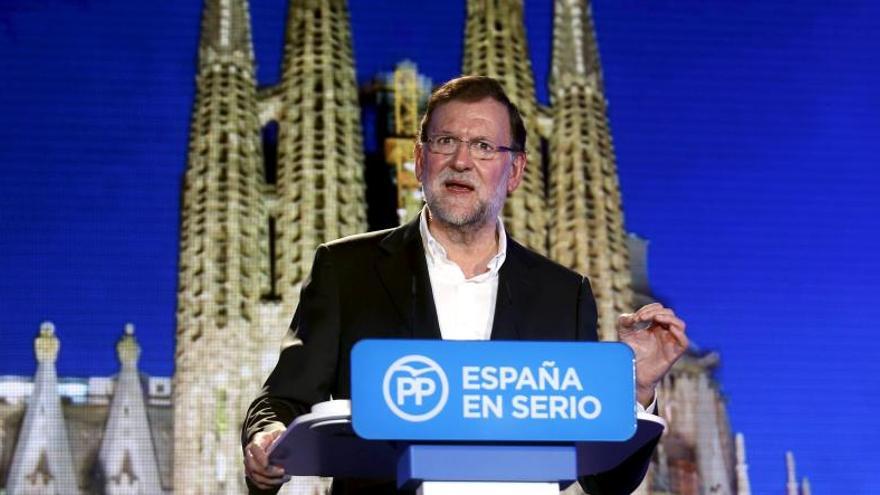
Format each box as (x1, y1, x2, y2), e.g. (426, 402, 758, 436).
(418, 208, 505, 341)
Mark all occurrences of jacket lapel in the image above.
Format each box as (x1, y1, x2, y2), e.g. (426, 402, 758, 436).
(490, 237, 536, 340)
(375, 217, 442, 340)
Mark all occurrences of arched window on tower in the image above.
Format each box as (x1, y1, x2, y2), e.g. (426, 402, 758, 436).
(261, 215, 280, 302)
(540, 136, 550, 197)
(262, 121, 279, 185)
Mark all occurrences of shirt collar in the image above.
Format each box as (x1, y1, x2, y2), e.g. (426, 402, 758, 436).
(418, 207, 507, 279)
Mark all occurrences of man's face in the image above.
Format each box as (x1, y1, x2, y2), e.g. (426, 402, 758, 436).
(415, 97, 525, 230)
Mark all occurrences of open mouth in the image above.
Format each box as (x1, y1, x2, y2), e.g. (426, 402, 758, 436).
(444, 180, 475, 192)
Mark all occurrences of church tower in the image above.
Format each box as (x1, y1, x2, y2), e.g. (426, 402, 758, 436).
(6, 323, 79, 494)
(273, 0, 367, 322)
(786, 451, 799, 495)
(98, 324, 163, 494)
(462, 0, 548, 253)
(695, 373, 734, 494)
(735, 433, 752, 495)
(173, 0, 266, 491)
(173, 0, 365, 492)
(548, 0, 633, 339)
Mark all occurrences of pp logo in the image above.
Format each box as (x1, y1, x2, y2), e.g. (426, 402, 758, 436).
(382, 354, 449, 422)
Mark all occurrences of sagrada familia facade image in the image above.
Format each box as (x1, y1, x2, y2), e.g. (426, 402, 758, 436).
(0, 0, 813, 494)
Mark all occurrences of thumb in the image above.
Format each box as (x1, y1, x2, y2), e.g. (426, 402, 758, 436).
(256, 428, 284, 451)
(617, 313, 636, 329)
(266, 428, 284, 446)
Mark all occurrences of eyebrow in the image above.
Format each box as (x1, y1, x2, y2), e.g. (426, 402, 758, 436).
(431, 130, 494, 141)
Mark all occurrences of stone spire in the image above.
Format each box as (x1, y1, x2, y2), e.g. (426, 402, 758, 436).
(801, 477, 811, 495)
(462, 0, 547, 253)
(274, 0, 367, 321)
(98, 324, 163, 494)
(549, 0, 603, 94)
(174, 0, 266, 491)
(547, 0, 633, 339)
(695, 373, 732, 495)
(6, 322, 79, 494)
(786, 451, 799, 495)
(197, 0, 256, 61)
(735, 433, 752, 495)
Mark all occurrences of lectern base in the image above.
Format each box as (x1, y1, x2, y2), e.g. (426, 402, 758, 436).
(397, 444, 576, 487)
(417, 481, 559, 495)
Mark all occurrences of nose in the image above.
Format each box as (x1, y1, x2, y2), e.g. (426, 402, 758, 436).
(451, 139, 473, 171)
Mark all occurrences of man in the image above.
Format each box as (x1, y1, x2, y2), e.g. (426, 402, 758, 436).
(242, 76, 688, 494)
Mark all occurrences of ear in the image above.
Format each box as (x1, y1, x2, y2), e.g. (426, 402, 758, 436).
(506, 152, 526, 194)
(414, 142, 425, 182)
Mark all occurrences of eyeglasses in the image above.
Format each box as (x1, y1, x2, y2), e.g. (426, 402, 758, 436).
(423, 135, 520, 160)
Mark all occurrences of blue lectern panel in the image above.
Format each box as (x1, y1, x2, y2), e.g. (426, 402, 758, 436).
(351, 340, 636, 442)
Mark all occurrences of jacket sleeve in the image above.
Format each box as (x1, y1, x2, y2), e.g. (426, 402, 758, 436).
(241, 244, 342, 446)
(575, 276, 659, 494)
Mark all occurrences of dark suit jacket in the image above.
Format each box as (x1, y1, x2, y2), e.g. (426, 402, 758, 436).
(243, 217, 657, 494)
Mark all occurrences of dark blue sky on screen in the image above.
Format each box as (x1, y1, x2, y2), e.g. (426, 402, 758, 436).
(1, 1, 878, 493)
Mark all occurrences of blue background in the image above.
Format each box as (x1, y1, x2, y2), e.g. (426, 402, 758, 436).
(1, 1, 878, 493)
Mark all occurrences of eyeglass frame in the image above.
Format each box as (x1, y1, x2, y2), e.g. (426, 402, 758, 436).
(421, 134, 522, 160)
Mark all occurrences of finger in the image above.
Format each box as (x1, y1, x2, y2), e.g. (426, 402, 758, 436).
(245, 443, 269, 470)
(257, 461, 286, 479)
(652, 313, 685, 332)
(245, 464, 273, 491)
(249, 470, 286, 487)
(247, 469, 287, 489)
(633, 303, 662, 318)
(618, 312, 636, 324)
(631, 311, 660, 328)
(245, 458, 287, 486)
(626, 311, 664, 333)
(635, 306, 675, 322)
(257, 430, 283, 450)
(652, 314, 688, 348)
(617, 313, 638, 331)
(243, 451, 271, 479)
(667, 324, 689, 349)
(662, 327, 688, 351)
(251, 435, 283, 469)
(245, 459, 285, 484)
(634, 310, 677, 330)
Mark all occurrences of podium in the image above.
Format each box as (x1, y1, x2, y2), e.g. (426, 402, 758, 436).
(268, 340, 665, 494)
